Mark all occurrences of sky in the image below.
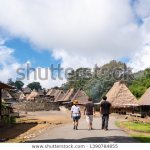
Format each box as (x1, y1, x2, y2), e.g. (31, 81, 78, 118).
(0, 0, 150, 89)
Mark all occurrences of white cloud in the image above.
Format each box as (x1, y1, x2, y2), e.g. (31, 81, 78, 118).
(22, 67, 66, 89)
(128, 44, 150, 72)
(128, 16, 150, 72)
(134, 0, 150, 18)
(0, 39, 22, 82)
(0, 0, 143, 66)
(0, 0, 150, 72)
(0, 39, 65, 88)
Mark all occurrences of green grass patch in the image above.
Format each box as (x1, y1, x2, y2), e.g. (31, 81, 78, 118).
(131, 134, 150, 143)
(116, 121, 150, 143)
(121, 121, 150, 133)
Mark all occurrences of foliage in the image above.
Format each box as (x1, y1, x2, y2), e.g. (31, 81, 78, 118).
(7, 79, 24, 90)
(63, 60, 133, 102)
(27, 82, 42, 91)
(129, 68, 150, 99)
(116, 121, 150, 143)
(121, 121, 150, 132)
(7, 78, 15, 86)
(15, 80, 24, 90)
(2, 116, 16, 124)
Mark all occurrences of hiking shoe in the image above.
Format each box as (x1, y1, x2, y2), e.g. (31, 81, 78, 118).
(73, 126, 75, 130)
(75, 126, 78, 130)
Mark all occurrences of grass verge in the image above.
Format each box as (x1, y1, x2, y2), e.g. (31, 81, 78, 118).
(116, 121, 150, 143)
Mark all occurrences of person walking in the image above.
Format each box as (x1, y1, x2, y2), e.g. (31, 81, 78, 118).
(71, 100, 81, 130)
(100, 96, 111, 131)
(84, 98, 95, 130)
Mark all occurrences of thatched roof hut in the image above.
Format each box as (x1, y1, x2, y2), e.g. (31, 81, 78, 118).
(46, 89, 59, 97)
(26, 90, 39, 100)
(2, 89, 13, 100)
(46, 89, 53, 96)
(19, 91, 26, 100)
(23, 87, 31, 95)
(0, 82, 15, 119)
(55, 90, 65, 102)
(62, 88, 74, 102)
(72, 89, 89, 105)
(139, 87, 150, 106)
(105, 81, 138, 108)
(0, 82, 15, 89)
(38, 90, 44, 96)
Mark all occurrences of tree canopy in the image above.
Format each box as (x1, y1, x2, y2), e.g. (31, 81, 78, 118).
(27, 82, 42, 91)
(129, 68, 150, 99)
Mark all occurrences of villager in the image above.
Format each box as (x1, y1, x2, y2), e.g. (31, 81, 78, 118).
(100, 96, 111, 131)
(84, 98, 95, 130)
(71, 100, 81, 130)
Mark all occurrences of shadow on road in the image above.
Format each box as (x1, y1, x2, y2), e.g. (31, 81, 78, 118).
(27, 136, 140, 143)
(77, 128, 123, 131)
(0, 122, 38, 142)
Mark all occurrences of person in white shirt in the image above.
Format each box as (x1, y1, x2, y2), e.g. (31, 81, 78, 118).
(71, 100, 81, 130)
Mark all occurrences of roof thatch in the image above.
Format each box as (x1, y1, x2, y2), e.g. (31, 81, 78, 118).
(2, 89, 13, 100)
(46, 89, 55, 96)
(26, 90, 39, 100)
(55, 90, 65, 102)
(38, 90, 44, 96)
(46, 89, 61, 97)
(62, 88, 74, 102)
(19, 92, 26, 100)
(0, 81, 15, 89)
(71, 89, 89, 105)
(139, 87, 150, 106)
(23, 87, 31, 94)
(105, 81, 138, 107)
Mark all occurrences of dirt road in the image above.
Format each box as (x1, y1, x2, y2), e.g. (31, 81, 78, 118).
(28, 116, 139, 143)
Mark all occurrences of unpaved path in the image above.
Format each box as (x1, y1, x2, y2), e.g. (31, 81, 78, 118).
(28, 116, 139, 143)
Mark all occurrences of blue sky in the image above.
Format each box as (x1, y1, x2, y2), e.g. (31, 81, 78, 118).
(0, 0, 150, 88)
(5, 38, 61, 68)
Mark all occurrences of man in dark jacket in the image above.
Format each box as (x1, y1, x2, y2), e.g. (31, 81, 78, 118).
(100, 96, 111, 130)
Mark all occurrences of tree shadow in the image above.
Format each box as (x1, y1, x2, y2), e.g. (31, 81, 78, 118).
(27, 136, 140, 143)
(0, 122, 38, 142)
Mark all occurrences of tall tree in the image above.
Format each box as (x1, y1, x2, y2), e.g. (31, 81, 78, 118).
(129, 68, 150, 99)
(63, 60, 133, 102)
(64, 68, 92, 91)
(27, 82, 42, 91)
(15, 80, 24, 90)
(7, 78, 15, 86)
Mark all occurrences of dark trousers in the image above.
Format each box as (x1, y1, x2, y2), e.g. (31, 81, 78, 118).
(102, 114, 109, 129)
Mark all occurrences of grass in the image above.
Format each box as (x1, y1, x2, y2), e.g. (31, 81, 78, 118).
(132, 134, 150, 143)
(121, 121, 150, 133)
(116, 121, 150, 143)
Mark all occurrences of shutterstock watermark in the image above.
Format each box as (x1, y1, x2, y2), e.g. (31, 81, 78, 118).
(16, 63, 134, 81)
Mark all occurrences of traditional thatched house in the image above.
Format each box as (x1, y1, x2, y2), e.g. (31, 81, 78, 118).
(46, 89, 62, 101)
(19, 91, 26, 100)
(55, 90, 65, 102)
(38, 90, 44, 97)
(139, 87, 150, 116)
(62, 88, 74, 102)
(26, 90, 39, 101)
(1, 89, 13, 102)
(0, 82, 15, 126)
(71, 89, 89, 105)
(46, 89, 53, 96)
(105, 81, 138, 114)
(22, 87, 31, 97)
